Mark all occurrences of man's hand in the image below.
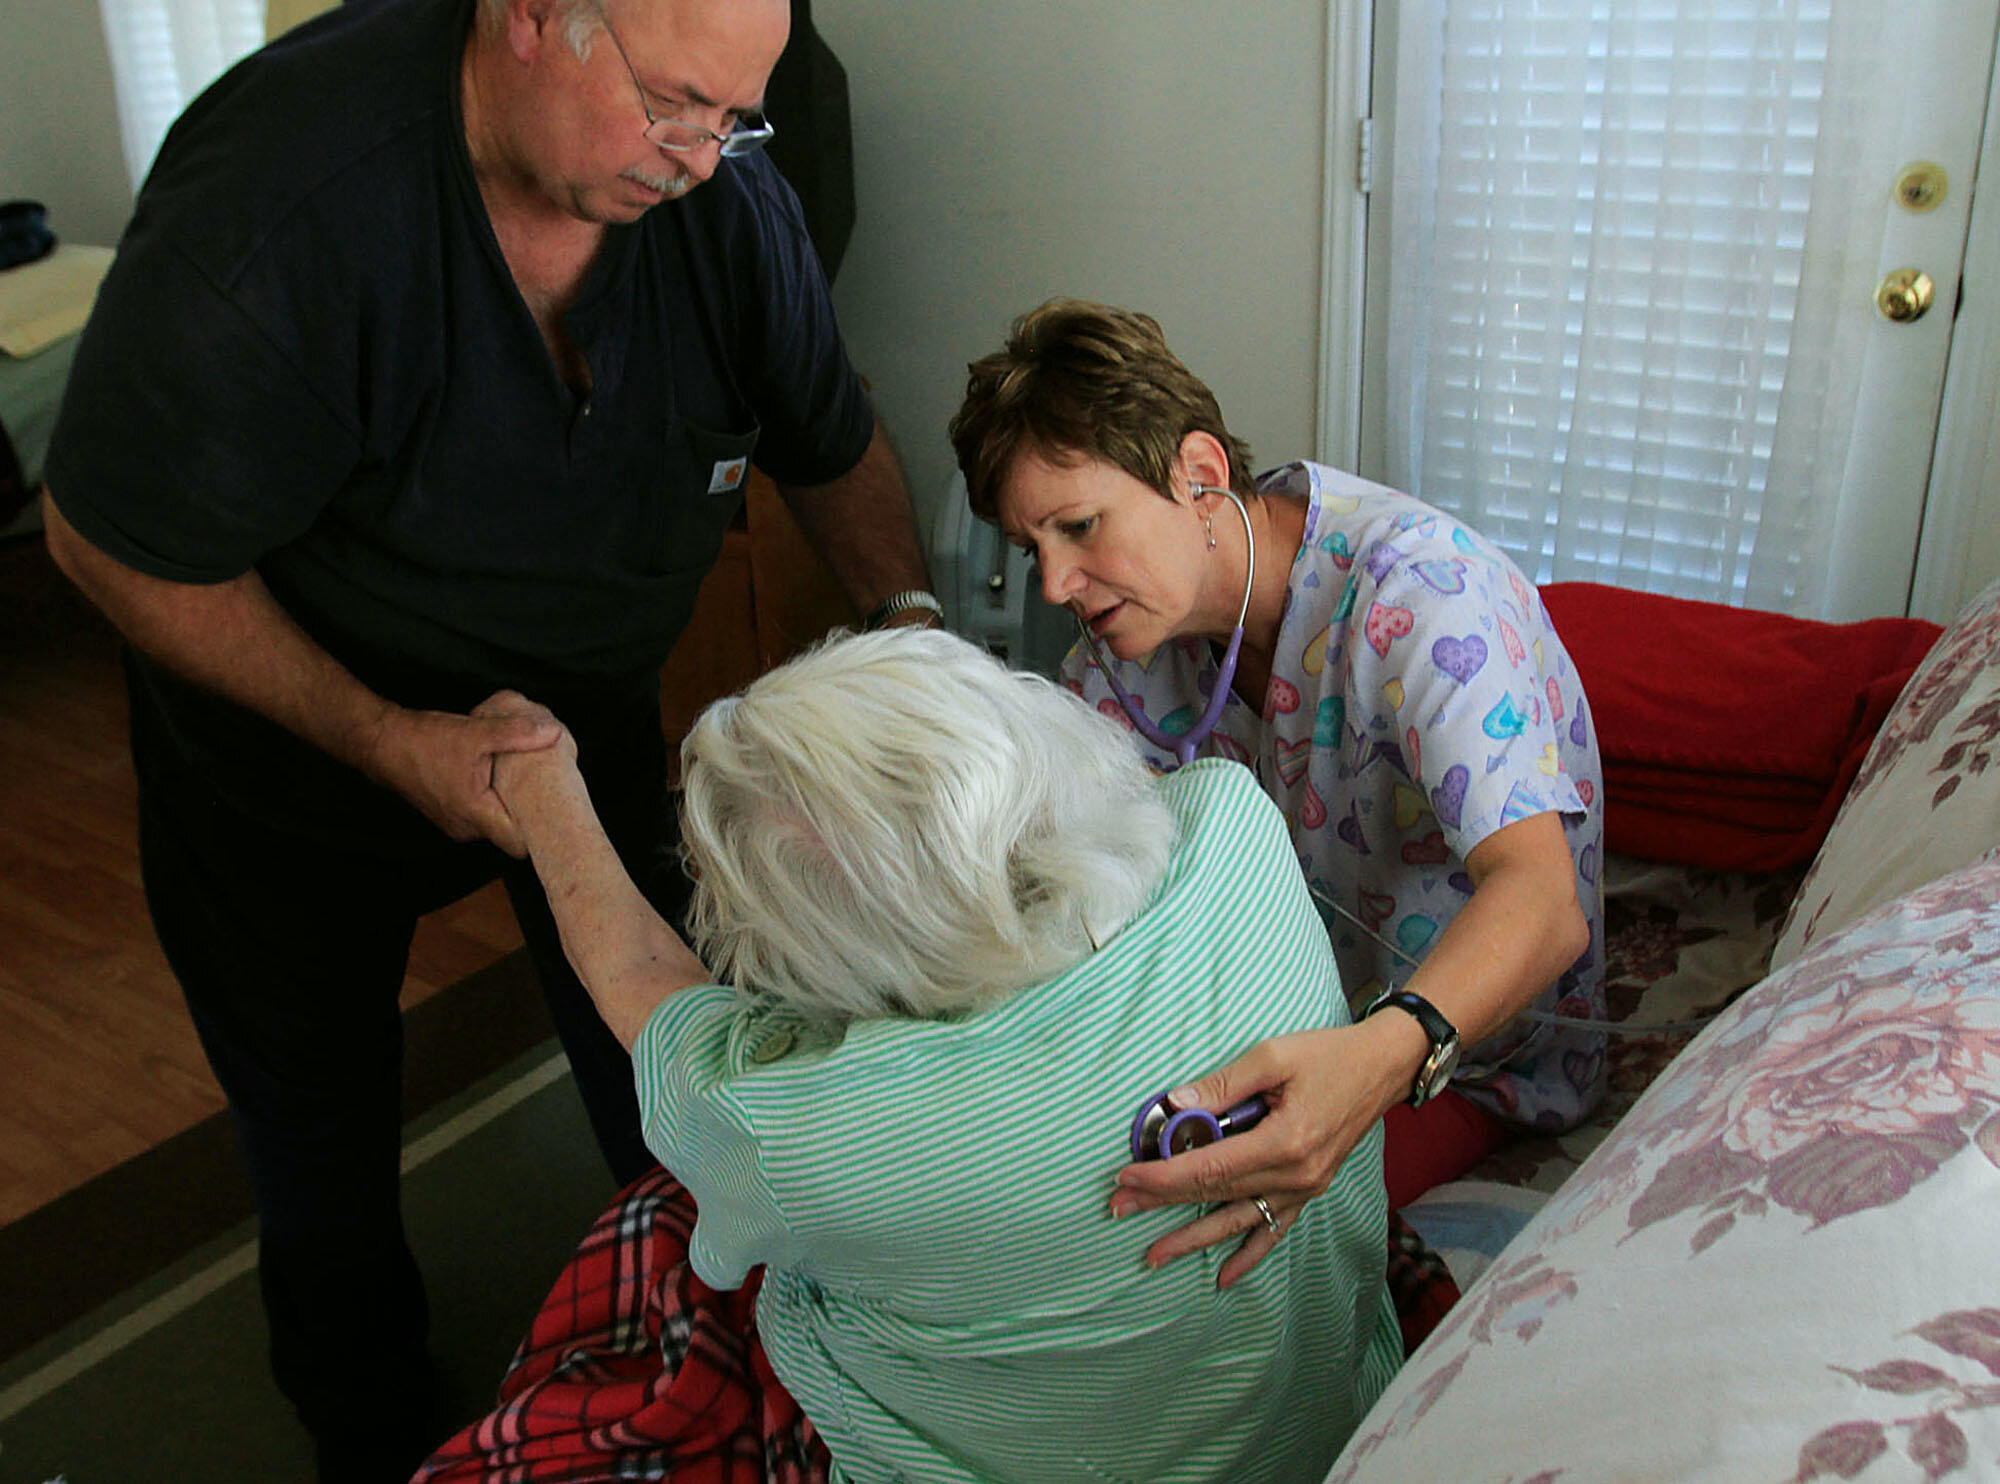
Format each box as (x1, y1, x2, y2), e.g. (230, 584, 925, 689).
(41, 492, 564, 858)
(368, 696, 566, 856)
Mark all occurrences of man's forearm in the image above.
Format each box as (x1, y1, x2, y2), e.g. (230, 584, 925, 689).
(42, 489, 397, 774)
(776, 416, 935, 621)
(41, 489, 558, 848)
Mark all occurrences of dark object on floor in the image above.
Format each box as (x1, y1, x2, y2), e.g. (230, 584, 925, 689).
(0, 199, 57, 270)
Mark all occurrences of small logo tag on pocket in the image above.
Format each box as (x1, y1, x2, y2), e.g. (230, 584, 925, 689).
(708, 458, 748, 495)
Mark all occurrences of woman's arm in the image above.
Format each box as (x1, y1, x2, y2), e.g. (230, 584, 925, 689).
(1398, 809, 1592, 1048)
(1108, 810, 1587, 1285)
(478, 693, 712, 1051)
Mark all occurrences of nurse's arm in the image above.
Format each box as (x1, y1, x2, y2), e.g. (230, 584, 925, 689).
(773, 416, 938, 626)
(1400, 809, 1592, 1049)
(482, 696, 710, 1051)
(39, 489, 559, 850)
(1225, 810, 1590, 1158)
(1110, 811, 1589, 1283)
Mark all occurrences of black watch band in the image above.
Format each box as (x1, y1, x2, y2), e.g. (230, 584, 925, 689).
(1362, 989, 1462, 1108)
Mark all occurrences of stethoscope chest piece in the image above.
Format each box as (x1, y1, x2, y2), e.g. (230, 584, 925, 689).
(1129, 1088, 1271, 1162)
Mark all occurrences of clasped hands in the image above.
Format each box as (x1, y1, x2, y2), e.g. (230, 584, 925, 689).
(366, 689, 573, 856)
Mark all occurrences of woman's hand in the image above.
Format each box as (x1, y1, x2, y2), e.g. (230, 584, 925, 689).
(468, 690, 578, 855)
(1109, 813, 1592, 1286)
(471, 690, 705, 1050)
(1110, 1014, 1426, 1287)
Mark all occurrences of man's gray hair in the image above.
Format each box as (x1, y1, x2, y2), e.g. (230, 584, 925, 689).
(477, 0, 601, 56)
(679, 627, 1177, 1022)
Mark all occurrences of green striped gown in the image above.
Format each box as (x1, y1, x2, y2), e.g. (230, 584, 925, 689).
(634, 759, 1401, 1483)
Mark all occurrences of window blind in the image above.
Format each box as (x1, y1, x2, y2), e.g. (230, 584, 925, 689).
(1384, 0, 1879, 610)
(98, 0, 265, 189)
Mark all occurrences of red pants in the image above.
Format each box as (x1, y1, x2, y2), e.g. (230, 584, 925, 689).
(1382, 1089, 1509, 1211)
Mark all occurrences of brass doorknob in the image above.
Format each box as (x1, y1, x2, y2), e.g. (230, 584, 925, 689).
(1877, 268, 1936, 322)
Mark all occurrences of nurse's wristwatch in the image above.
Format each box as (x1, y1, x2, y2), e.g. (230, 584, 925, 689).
(1362, 988, 1462, 1108)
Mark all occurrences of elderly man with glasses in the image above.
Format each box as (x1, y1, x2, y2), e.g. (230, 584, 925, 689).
(41, 0, 937, 1477)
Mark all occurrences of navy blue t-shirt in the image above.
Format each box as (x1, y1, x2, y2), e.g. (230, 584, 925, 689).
(48, 0, 872, 717)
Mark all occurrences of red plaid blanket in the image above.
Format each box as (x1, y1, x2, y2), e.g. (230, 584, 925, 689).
(1385, 1210, 1459, 1358)
(416, 1172, 1457, 1483)
(413, 1168, 828, 1484)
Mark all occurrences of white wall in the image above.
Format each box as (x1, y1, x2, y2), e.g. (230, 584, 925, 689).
(818, 2, 1331, 539)
(2, 0, 134, 247)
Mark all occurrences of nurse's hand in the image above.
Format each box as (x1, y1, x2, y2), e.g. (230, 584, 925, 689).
(1108, 1016, 1423, 1286)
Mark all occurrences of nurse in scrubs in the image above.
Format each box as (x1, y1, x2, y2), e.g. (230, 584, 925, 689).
(949, 298, 1608, 1281)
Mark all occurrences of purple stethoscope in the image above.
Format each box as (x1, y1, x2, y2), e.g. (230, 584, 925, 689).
(1129, 1087, 1272, 1162)
(1073, 483, 1258, 770)
(1082, 485, 1268, 1160)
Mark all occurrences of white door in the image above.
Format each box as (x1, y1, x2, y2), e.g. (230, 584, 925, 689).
(1331, 0, 2000, 622)
(1820, 0, 1998, 620)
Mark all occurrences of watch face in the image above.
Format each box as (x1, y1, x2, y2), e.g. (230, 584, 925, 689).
(1416, 1037, 1461, 1104)
(1365, 990, 1463, 1107)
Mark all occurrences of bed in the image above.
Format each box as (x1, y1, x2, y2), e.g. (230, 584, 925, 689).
(0, 244, 113, 532)
(1396, 849, 1809, 1279)
(1333, 574, 2000, 1483)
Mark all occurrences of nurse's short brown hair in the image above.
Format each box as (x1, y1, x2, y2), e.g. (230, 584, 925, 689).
(948, 298, 1256, 523)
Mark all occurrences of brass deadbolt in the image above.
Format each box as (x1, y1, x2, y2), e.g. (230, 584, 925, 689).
(1877, 268, 1936, 323)
(1894, 162, 1948, 214)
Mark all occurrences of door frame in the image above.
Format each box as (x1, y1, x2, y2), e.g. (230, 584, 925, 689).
(1314, 0, 1372, 472)
(1911, 34, 2000, 624)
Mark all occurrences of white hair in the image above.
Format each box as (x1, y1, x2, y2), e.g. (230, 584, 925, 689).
(678, 627, 1177, 1022)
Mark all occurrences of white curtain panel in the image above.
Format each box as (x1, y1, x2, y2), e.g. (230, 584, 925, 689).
(1384, 0, 1897, 613)
(97, 0, 266, 189)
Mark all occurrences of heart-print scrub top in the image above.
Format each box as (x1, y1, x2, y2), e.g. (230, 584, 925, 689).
(1062, 461, 1608, 1131)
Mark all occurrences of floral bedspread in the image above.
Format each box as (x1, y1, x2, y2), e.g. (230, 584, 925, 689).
(1330, 849, 2000, 1484)
(1470, 851, 1805, 1194)
(1398, 853, 1802, 1284)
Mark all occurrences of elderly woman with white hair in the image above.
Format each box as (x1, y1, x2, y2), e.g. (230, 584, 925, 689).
(421, 627, 1401, 1484)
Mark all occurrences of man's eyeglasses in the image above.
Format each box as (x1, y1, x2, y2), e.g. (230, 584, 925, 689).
(590, 0, 776, 158)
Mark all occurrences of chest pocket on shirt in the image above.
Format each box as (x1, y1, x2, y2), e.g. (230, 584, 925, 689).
(648, 416, 760, 577)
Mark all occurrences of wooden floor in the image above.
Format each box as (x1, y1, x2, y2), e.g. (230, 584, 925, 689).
(0, 538, 523, 1229)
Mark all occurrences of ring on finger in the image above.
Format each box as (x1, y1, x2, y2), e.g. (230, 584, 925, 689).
(1252, 1196, 1280, 1234)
